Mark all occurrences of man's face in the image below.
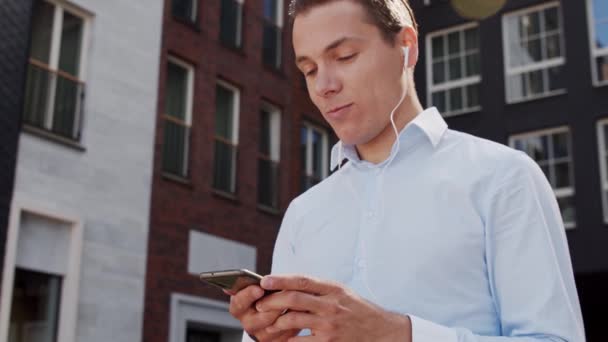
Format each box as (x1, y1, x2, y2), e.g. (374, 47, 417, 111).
(293, 0, 407, 146)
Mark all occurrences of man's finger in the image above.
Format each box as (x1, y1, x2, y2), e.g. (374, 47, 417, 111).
(265, 311, 325, 335)
(229, 285, 264, 317)
(260, 275, 339, 295)
(256, 290, 326, 314)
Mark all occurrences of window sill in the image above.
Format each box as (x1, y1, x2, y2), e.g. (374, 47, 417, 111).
(257, 204, 282, 216)
(263, 63, 286, 79)
(172, 15, 201, 32)
(220, 41, 246, 57)
(506, 89, 567, 105)
(593, 80, 608, 88)
(440, 106, 481, 118)
(162, 172, 192, 187)
(22, 125, 86, 152)
(212, 189, 240, 204)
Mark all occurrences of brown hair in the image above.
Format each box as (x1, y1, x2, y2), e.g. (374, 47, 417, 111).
(288, 0, 418, 45)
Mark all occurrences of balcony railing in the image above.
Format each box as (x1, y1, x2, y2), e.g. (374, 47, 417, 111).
(262, 20, 282, 70)
(258, 157, 279, 209)
(162, 115, 191, 178)
(213, 137, 238, 194)
(23, 59, 85, 141)
(220, 0, 243, 49)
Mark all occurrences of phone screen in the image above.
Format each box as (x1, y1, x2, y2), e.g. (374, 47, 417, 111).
(199, 269, 263, 294)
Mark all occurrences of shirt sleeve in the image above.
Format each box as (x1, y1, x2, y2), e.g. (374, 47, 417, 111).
(410, 152, 585, 342)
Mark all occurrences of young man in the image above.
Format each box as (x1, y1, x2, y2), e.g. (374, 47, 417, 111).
(228, 0, 585, 341)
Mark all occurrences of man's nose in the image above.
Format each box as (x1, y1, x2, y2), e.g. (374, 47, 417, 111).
(313, 68, 341, 98)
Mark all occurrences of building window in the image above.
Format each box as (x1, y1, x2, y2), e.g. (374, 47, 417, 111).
(220, 0, 244, 49)
(9, 268, 62, 342)
(172, 0, 198, 24)
(23, 0, 89, 142)
(588, 0, 608, 85)
(503, 2, 565, 103)
(510, 128, 576, 229)
(258, 103, 281, 209)
(186, 326, 220, 342)
(162, 58, 194, 179)
(262, 0, 283, 70)
(213, 81, 240, 194)
(426, 23, 481, 116)
(301, 122, 329, 192)
(598, 119, 608, 223)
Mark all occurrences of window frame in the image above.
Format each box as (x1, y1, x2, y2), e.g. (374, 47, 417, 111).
(219, 0, 244, 49)
(213, 80, 241, 194)
(257, 102, 282, 210)
(509, 126, 576, 229)
(501, 1, 567, 104)
(426, 22, 482, 117)
(172, 0, 199, 24)
(162, 56, 195, 178)
(301, 122, 329, 190)
(587, 0, 608, 87)
(597, 118, 608, 224)
(24, 0, 91, 142)
(262, 0, 284, 70)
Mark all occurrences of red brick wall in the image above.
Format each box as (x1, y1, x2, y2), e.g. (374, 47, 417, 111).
(142, 1, 327, 341)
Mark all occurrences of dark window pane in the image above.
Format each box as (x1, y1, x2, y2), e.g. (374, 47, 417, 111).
(528, 69, 545, 95)
(162, 119, 189, 177)
(187, 327, 220, 342)
(464, 28, 479, 51)
(213, 140, 237, 193)
(552, 132, 570, 159)
(432, 36, 444, 59)
(58, 11, 83, 76)
(52, 75, 80, 139)
(545, 33, 562, 59)
(596, 56, 608, 83)
(526, 38, 542, 62)
(259, 110, 271, 156)
(557, 195, 576, 226)
(448, 31, 460, 55)
(465, 53, 479, 76)
(220, 0, 243, 48)
(545, 7, 560, 32)
(604, 125, 608, 151)
(215, 85, 235, 139)
(465, 84, 480, 108)
(172, 0, 197, 22)
(432, 61, 445, 84)
(548, 66, 565, 91)
(166, 63, 188, 120)
(29, 1, 55, 64)
(258, 159, 279, 208)
(432, 91, 446, 113)
(312, 130, 323, 178)
(522, 11, 541, 37)
(554, 161, 572, 188)
(263, 0, 278, 21)
(23, 64, 51, 128)
(520, 135, 549, 161)
(263, 22, 282, 69)
(9, 269, 62, 342)
(449, 87, 463, 112)
(448, 57, 462, 80)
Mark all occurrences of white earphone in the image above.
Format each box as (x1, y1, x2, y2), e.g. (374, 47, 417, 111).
(402, 46, 410, 69)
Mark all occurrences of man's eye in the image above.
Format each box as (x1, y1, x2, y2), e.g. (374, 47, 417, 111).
(338, 54, 356, 61)
(305, 69, 317, 77)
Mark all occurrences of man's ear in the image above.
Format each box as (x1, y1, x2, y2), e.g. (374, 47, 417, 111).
(397, 26, 419, 68)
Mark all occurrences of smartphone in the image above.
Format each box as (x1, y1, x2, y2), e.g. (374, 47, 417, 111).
(199, 269, 264, 294)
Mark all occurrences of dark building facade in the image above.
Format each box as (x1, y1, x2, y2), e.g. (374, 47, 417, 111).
(412, 0, 608, 340)
(142, 0, 328, 341)
(0, 0, 33, 294)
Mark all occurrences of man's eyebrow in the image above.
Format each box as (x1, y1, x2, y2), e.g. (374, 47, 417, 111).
(295, 36, 362, 65)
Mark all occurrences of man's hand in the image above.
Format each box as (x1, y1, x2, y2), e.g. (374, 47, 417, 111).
(255, 275, 412, 342)
(226, 285, 300, 341)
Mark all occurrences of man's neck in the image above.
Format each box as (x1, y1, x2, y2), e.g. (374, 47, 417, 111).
(355, 97, 423, 164)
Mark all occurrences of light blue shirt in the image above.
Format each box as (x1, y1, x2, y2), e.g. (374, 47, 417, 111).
(244, 107, 585, 341)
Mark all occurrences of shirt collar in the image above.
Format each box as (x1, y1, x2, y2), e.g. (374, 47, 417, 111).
(330, 107, 448, 170)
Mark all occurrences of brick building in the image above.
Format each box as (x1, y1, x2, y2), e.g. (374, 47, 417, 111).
(142, 0, 332, 341)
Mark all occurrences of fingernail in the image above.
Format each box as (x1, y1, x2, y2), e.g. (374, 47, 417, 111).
(254, 287, 264, 298)
(256, 303, 264, 312)
(261, 277, 273, 288)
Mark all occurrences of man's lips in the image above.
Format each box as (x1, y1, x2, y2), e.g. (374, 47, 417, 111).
(326, 103, 353, 118)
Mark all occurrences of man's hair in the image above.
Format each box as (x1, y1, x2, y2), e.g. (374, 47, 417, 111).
(288, 0, 418, 45)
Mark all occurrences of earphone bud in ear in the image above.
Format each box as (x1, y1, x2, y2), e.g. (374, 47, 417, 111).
(402, 46, 410, 68)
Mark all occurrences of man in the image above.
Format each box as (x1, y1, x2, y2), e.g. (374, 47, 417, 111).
(228, 0, 586, 341)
